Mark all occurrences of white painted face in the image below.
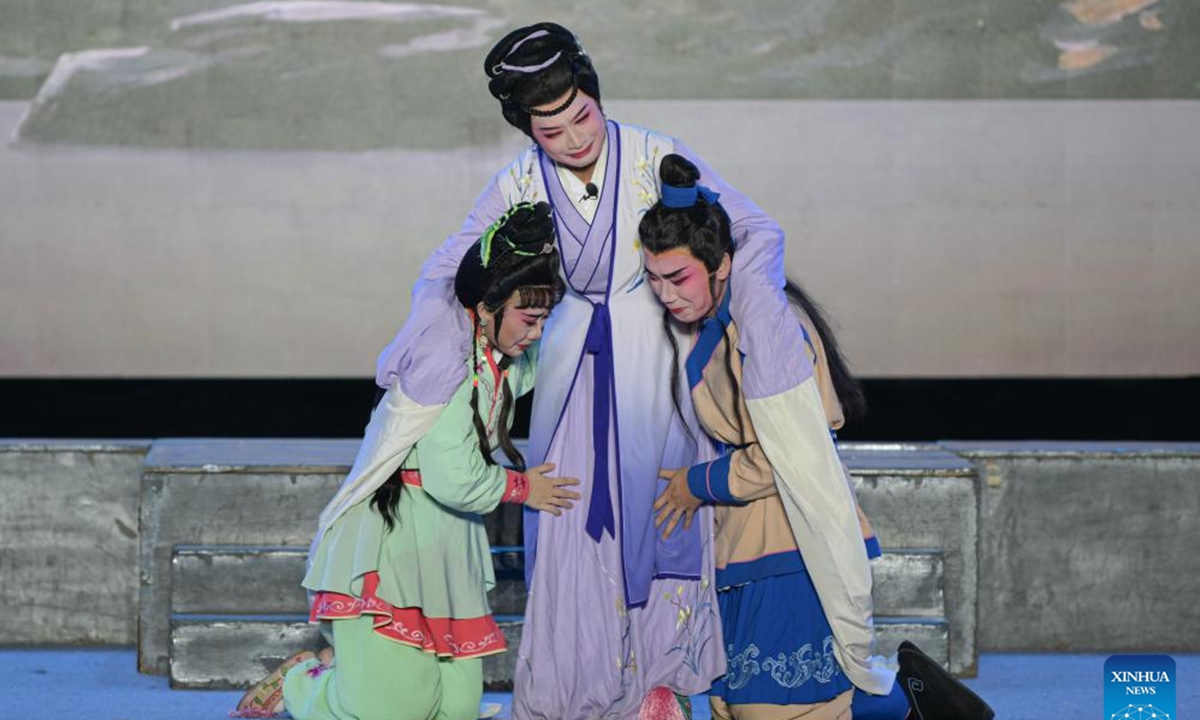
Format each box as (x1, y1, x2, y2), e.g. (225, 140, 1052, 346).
(479, 291, 550, 357)
(528, 90, 606, 175)
(643, 247, 732, 324)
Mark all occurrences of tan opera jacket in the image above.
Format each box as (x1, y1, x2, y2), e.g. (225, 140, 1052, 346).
(684, 290, 878, 589)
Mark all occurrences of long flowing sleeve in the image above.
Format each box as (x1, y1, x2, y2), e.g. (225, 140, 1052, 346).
(672, 139, 812, 400)
(374, 175, 512, 403)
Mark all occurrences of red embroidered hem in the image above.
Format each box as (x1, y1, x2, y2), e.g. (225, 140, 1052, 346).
(310, 571, 505, 659)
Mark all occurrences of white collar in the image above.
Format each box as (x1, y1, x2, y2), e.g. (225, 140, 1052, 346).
(554, 135, 608, 222)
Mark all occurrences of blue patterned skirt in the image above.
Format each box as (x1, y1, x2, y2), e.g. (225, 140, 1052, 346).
(711, 568, 853, 706)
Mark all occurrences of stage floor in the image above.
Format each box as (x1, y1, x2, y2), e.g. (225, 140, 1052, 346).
(7, 648, 1199, 720)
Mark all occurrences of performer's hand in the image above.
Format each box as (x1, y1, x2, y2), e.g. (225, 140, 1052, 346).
(653, 468, 701, 540)
(524, 463, 581, 516)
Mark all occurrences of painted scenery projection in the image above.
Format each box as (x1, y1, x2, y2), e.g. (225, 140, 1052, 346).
(4, 0, 1195, 150)
(1, 0, 1197, 377)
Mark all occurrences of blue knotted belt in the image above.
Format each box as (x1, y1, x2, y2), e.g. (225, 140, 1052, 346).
(583, 301, 616, 541)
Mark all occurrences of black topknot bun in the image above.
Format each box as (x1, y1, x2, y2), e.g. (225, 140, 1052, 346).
(659, 154, 700, 188)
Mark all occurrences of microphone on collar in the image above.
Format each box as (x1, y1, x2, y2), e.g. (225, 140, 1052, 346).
(581, 182, 599, 201)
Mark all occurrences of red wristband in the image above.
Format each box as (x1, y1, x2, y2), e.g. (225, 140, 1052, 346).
(503, 469, 530, 504)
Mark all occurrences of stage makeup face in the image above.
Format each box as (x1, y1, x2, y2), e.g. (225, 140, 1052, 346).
(643, 247, 731, 324)
(529, 90, 606, 181)
(480, 291, 550, 357)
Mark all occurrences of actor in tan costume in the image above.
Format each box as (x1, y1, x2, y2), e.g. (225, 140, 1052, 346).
(639, 153, 994, 720)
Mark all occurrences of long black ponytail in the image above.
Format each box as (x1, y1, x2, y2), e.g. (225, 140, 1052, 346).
(783, 280, 866, 422)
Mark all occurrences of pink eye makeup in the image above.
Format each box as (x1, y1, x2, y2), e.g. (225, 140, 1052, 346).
(515, 310, 546, 325)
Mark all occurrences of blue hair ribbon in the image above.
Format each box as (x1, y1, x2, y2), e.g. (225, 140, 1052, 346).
(660, 182, 720, 209)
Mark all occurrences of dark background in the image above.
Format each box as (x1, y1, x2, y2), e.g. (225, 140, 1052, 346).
(4, 377, 1197, 441)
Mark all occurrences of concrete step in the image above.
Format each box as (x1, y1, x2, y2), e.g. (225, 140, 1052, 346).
(171, 544, 528, 616)
(142, 439, 525, 675)
(149, 440, 978, 677)
(171, 545, 944, 619)
(172, 546, 309, 616)
(140, 439, 359, 675)
(873, 616, 951, 664)
(871, 548, 945, 617)
(170, 614, 324, 690)
(843, 445, 979, 676)
(169, 613, 950, 690)
(169, 613, 522, 690)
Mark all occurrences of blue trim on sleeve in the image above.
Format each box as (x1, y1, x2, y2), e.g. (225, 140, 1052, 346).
(864, 535, 882, 559)
(686, 453, 743, 505)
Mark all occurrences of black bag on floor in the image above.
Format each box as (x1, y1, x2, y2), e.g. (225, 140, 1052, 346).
(897, 641, 995, 720)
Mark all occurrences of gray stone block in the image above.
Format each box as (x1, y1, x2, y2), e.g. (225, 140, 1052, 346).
(846, 447, 979, 677)
(171, 544, 527, 616)
(0, 439, 150, 644)
(170, 538, 939, 621)
(943, 441, 1200, 652)
(172, 545, 310, 615)
(154, 440, 977, 681)
(874, 617, 951, 666)
(872, 549, 945, 618)
(140, 439, 358, 675)
(170, 614, 324, 690)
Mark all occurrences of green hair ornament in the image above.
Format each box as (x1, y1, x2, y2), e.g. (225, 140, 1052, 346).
(479, 202, 552, 268)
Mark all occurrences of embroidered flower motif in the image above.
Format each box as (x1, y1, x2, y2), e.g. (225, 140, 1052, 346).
(663, 582, 714, 675)
(306, 663, 329, 679)
(631, 143, 661, 216)
(675, 604, 693, 630)
(507, 159, 539, 203)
